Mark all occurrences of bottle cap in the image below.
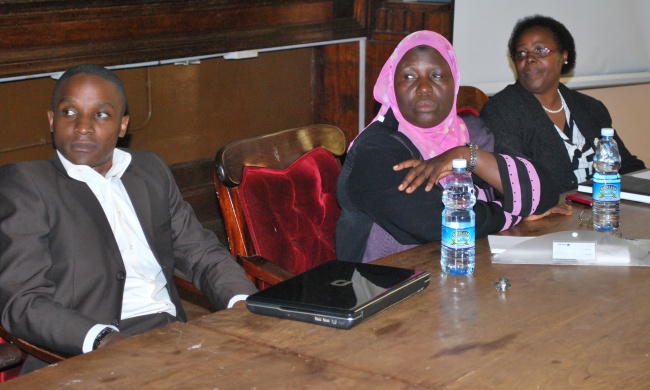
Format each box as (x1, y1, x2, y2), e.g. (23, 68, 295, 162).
(601, 128, 614, 137)
(494, 277, 511, 291)
(452, 159, 467, 169)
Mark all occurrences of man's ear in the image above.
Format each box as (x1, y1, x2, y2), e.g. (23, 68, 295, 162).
(119, 115, 130, 138)
(47, 111, 54, 133)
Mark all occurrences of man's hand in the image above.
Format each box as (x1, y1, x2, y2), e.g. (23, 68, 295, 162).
(97, 331, 130, 349)
(232, 300, 247, 309)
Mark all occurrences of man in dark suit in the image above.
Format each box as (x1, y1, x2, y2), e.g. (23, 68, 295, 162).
(0, 64, 257, 374)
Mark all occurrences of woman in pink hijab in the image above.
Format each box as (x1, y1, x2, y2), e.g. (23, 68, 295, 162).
(336, 30, 564, 263)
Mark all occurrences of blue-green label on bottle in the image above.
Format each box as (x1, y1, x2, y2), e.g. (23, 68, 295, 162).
(441, 223, 475, 249)
(592, 174, 620, 202)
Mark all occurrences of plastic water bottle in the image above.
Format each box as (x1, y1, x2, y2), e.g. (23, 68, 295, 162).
(440, 159, 476, 275)
(592, 128, 621, 231)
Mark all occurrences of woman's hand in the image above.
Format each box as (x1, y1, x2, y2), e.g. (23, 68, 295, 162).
(393, 147, 463, 193)
(524, 202, 573, 221)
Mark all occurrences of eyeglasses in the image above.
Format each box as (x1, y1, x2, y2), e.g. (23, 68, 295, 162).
(512, 47, 561, 62)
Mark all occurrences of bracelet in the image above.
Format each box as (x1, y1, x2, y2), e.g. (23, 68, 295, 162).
(93, 327, 117, 350)
(466, 143, 478, 172)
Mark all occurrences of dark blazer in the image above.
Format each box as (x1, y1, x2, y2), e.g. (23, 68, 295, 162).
(481, 82, 645, 193)
(0, 149, 256, 355)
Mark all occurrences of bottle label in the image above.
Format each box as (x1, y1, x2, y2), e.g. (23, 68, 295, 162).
(441, 223, 475, 249)
(592, 175, 621, 202)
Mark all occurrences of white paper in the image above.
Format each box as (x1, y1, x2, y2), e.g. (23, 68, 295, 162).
(552, 241, 596, 260)
(492, 231, 646, 267)
(488, 235, 534, 254)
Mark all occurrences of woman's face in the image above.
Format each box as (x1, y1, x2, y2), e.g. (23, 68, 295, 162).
(394, 46, 454, 128)
(514, 26, 568, 95)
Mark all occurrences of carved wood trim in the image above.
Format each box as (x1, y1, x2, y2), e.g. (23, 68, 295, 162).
(0, 0, 371, 78)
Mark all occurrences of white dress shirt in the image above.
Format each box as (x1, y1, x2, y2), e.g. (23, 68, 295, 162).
(58, 150, 246, 353)
(58, 150, 175, 352)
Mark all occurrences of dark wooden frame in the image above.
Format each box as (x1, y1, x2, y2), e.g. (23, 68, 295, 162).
(0, 0, 371, 79)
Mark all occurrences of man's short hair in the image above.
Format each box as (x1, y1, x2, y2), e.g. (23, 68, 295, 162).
(51, 64, 128, 114)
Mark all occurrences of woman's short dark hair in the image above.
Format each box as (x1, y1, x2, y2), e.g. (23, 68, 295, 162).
(508, 15, 576, 75)
(51, 64, 128, 114)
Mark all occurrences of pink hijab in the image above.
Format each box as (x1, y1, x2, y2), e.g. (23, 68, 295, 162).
(355, 30, 469, 159)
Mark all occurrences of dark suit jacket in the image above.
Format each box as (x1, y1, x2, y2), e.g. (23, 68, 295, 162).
(481, 82, 645, 193)
(0, 149, 256, 355)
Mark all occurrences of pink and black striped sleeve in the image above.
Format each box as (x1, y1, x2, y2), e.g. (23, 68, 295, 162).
(489, 154, 559, 231)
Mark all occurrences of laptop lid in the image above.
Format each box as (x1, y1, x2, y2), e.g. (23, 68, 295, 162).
(246, 260, 430, 329)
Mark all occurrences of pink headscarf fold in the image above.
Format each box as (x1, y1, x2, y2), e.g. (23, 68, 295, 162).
(354, 30, 469, 159)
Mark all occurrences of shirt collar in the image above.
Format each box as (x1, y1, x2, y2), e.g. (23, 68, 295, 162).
(57, 149, 132, 182)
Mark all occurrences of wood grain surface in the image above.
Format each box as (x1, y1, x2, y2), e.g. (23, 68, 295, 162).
(7, 199, 650, 389)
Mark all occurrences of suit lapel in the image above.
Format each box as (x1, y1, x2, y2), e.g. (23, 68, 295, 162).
(120, 166, 162, 261)
(53, 158, 125, 267)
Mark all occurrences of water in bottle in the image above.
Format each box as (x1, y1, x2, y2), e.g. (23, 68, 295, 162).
(440, 159, 476, 275)
(592, 128, 621, 231)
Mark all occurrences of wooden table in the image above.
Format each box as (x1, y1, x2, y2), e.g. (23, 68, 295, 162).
(7, 200, 650, 389)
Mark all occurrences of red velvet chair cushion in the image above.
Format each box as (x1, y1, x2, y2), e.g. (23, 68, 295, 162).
(238, 147, 340, 275)
(457, 106, 480, 116)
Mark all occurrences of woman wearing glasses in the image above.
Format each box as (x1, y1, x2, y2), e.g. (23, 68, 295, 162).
(481, 15, 645, 193)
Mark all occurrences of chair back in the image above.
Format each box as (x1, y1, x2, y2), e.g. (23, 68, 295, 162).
(215, 125, 346, 288)
(457, 85, 489, 115)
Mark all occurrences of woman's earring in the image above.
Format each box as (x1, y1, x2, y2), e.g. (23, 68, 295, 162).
(564, 61, 568, 64)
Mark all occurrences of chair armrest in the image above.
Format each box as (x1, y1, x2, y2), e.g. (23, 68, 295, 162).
(0, 326, 68, 364)
(173, 268, 203, 296)
(237, 255, 294, 289)
(0, 342, 22, 369)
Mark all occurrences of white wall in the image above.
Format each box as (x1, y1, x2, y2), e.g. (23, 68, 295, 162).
(579, 83, 650, 165)
(453, 0, 650, 95)
(452, 1, 650, 165)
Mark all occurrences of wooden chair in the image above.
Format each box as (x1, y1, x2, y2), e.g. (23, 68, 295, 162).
(0, 343, 21, 369)
(0, 339, 23, 381)
(0, 326, 68, 381)
(457, 85, 489, 114)
(0, 327, 67, 363)
(214, 125, 347, 289)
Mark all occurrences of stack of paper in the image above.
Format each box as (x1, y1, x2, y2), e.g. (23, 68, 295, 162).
(489, 231, 650, 267)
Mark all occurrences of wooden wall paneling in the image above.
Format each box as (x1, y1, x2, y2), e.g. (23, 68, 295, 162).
(0, 0, 369, 79)
(170, 158, 227, 245)
(311, 42, 360, 147)
(0, 0, 455, 256)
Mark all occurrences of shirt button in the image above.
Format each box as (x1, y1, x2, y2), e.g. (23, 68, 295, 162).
(116, 271, 126, 281)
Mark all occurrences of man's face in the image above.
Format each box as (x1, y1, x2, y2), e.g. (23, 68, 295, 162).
(48, 74, 129, 176)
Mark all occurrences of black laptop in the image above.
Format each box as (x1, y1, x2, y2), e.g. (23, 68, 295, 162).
(246, 260, 431, 329)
